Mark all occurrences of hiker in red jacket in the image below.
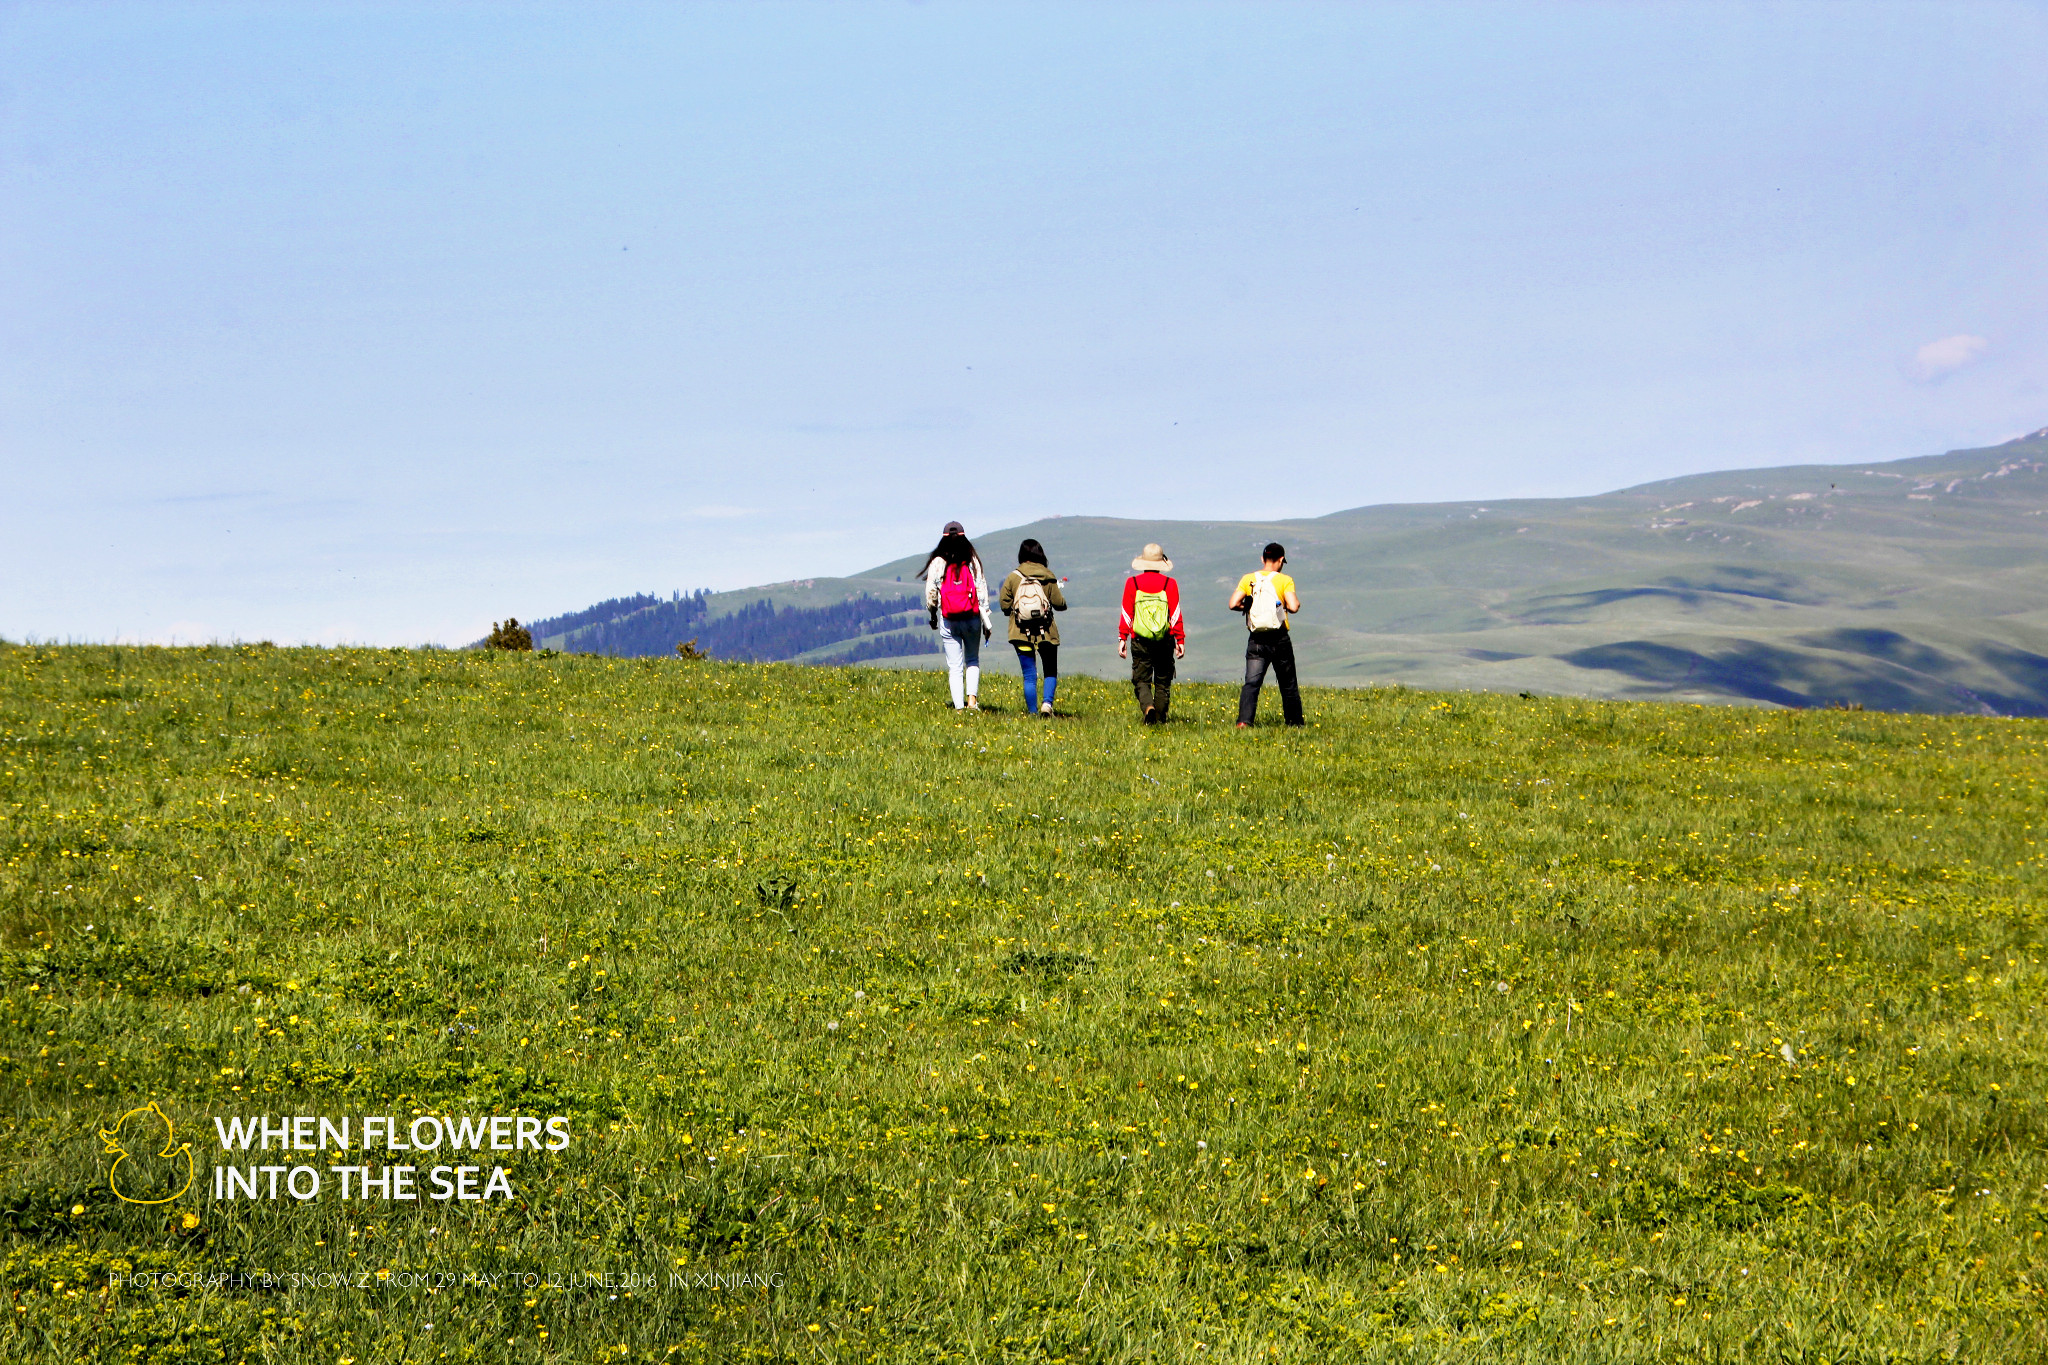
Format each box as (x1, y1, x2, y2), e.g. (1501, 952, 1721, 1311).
(1117, 543, 1186, 724)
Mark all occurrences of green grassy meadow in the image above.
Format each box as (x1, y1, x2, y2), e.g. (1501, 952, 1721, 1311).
(2, 643, 2044, 1363)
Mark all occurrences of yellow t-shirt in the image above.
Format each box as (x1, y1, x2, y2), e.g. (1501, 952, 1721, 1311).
(1236, 570, 1296, 629)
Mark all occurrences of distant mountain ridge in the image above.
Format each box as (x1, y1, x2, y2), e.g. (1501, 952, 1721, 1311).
(511, 590, 933, 665)
(503, 429, 2048, 715)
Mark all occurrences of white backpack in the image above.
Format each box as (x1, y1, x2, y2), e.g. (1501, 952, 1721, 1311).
(1246, 572, 1288, 631)
(1012, 575, 1053, 635)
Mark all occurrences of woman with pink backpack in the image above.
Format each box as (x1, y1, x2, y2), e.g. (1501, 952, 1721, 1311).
(922, 521, 996, 711)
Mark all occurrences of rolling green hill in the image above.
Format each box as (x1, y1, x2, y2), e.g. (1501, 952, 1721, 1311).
(538, 429, 2048, 714)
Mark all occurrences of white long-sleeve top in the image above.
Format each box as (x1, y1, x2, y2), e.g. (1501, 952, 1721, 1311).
(924, 555, 995, 633)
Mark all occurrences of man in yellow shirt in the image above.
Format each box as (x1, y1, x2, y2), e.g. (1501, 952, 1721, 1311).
(1227, 542, 1303, 727)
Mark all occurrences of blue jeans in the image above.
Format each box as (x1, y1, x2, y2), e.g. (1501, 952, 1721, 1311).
(1013, 642, 1059, 713)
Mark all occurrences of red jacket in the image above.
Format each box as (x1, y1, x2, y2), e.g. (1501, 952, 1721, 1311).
(1119, 572, 1184, 644)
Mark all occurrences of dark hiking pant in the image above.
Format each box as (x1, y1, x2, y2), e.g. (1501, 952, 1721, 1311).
(1129, 636, 1176, 721)
(1239, 629, 1304, 726)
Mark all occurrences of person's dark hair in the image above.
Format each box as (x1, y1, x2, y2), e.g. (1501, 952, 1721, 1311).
(1263, 542, 1286, 562)
(924, 530, 978, 574)
(1017, 538, 1047, 566)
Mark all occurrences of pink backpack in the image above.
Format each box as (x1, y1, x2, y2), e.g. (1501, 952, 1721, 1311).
(939, 562, 979, 614)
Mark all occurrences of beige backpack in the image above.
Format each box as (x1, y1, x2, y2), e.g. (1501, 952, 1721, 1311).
(1246, 572, 1288, 631)
(1012, 575, 1053, 636)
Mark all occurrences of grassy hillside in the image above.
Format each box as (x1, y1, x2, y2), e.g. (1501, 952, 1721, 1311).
(540, 429, 2048, 714)
(853, 429, 2048, 714)
(3, 644, 2044, 1363)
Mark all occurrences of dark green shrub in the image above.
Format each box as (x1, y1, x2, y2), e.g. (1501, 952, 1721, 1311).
(484, 618, 533, 651)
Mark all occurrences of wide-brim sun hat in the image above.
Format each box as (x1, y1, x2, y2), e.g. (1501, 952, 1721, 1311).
(1131, 543, 1173, 572)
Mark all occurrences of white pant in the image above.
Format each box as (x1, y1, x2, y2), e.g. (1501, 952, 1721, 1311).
(939, 614, 982, 708)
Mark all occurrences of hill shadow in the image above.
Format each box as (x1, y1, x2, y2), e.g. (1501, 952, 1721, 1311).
(1557, 634, 2048, 716)
(1519, 568, 1826, 624)
(1557, 641, 1816, 708)
(1797, 630, 2048, 717)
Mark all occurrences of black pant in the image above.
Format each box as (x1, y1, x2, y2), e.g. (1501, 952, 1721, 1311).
(1129, 635, 1176, 720)
(1239, 629, 1303, 726)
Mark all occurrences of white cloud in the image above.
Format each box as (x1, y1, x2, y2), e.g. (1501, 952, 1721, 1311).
(1909, 334, 1988, 381)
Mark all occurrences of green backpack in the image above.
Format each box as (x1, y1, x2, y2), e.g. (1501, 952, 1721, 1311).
(1131, 588, 1171, 640)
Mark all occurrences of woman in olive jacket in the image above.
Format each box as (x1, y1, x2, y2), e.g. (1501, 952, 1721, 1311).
(997, 538, 1068, 716)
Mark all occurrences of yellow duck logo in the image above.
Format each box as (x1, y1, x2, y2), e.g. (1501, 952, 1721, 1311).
(100, 1102, 195, 1205)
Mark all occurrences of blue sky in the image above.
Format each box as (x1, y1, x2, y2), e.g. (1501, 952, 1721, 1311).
(5, 1, 2046, 645)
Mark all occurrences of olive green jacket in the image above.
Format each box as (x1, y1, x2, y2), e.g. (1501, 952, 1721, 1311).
(998, 563, 1068, 646)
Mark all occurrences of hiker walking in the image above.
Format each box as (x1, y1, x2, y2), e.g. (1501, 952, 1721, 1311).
(1228, 541, 1304, 727)
(923, 521, 995, 711)
(999, 538, 1068, 717)
(1118, 543, 1185, 724)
